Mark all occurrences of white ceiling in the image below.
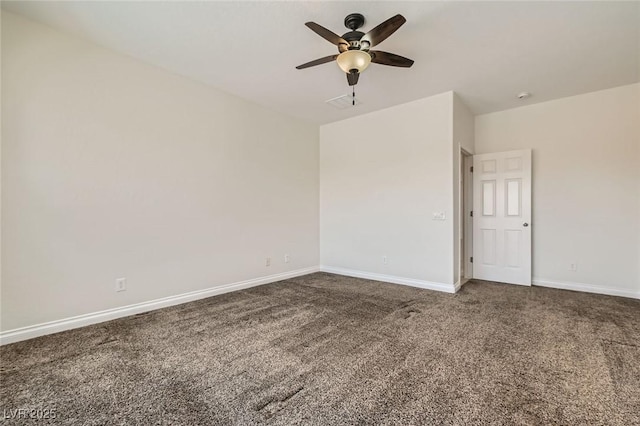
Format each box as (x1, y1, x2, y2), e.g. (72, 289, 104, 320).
(3, 1, 639, 124)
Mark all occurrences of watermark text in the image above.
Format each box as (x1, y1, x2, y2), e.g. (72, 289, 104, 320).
(2, 408, 57, 420)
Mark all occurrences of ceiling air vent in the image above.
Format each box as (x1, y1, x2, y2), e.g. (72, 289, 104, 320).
(325, 94, 362, 109)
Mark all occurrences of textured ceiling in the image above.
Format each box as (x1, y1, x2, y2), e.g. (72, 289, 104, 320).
(3, 1, 639, 124)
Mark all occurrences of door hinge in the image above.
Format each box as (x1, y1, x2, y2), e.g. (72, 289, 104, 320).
(470, 211, 473, 217)
(470, 166, 473, 172)
(470, 257, 473, 263)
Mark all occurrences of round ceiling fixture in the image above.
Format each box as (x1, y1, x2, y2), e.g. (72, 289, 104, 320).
(336, 50, 372, 74)
(517, 92, 532, 99)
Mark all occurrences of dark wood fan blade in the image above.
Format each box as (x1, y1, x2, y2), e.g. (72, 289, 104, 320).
(370, 50, 414, 67)
(296, 55, 339, 69)
(347, 72, 359, 86)
(361, 14, 406, 48)
(305, 22, 348, 47)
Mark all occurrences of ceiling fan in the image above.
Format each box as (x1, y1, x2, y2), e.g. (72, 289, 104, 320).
(296, 13, 414, 87)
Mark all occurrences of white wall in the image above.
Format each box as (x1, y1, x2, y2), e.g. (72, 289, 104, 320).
(475, 84, 640, 296)
(320, 92, 456, 288)
(1, 12, 319, 332)
(4, 10, 637, 341)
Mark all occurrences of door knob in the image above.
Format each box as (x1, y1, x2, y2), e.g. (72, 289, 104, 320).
(523, 223, 529, 227)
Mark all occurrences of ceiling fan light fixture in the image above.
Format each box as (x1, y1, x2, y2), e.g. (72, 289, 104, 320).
(336, 50, 371, 74)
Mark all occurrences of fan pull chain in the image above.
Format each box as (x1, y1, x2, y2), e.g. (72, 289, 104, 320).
(352, 86, 355, 106)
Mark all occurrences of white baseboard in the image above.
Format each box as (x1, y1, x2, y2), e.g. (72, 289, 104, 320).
(532, 278, 640, 300)
(0, 267, 320, 346)
(320, 266, 456, 294)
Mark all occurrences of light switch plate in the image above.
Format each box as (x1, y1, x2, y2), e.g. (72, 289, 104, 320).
(432, 212, 446, 220)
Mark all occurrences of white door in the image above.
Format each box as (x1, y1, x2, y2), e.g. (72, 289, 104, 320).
(473, 150, 531, 285)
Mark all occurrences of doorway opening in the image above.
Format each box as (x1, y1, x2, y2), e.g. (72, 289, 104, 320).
(460, 149, 473, 287)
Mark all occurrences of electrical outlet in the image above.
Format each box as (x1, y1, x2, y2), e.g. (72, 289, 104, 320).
(284, 254, 290, 263)
(115, 277, 127, 292)
(265, 257, 271, 267)
(569, 263, 577, 272)
(383, 255, 388, 265)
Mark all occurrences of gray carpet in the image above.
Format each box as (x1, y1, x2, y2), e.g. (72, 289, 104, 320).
(1, 272, 639, 425)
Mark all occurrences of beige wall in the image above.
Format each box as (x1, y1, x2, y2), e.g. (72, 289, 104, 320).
(1, 12, 319, 331)
(320, 92, 456, 287)
(475, 84, 640, 296)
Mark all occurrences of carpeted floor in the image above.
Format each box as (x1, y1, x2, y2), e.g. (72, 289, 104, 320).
(1, 272, 639, 425)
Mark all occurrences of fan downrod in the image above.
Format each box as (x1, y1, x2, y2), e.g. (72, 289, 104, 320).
(344, 13, 365, 31)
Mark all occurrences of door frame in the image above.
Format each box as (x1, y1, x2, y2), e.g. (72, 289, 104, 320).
(459, 148, 473, 287)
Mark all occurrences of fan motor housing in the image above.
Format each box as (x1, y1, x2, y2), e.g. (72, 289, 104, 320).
(342, 31, 365, 50)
